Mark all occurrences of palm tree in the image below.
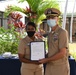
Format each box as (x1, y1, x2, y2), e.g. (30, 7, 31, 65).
(5, 0, 60, 25)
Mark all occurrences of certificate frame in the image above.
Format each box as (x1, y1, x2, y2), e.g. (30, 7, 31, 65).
(30, 41, 46, 61)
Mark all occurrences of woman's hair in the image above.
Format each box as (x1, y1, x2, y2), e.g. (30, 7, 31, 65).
(26, 22, 36, 29)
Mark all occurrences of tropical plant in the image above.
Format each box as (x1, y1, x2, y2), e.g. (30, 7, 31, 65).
(8, 12, 26, 38)
(5, 0, 60, 25)
(2, 0, 60, 54)
(4, 5, 26, 18)
(0, 27, 19, 54)
(0, 12, 26, 54)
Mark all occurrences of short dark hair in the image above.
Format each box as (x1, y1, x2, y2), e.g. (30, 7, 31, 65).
(26, 22, 36, 29)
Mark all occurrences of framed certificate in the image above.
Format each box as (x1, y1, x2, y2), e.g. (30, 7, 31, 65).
(30, 41, 45, 61)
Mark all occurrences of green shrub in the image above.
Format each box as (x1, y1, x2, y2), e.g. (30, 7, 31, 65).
(0, 27, 20, 54)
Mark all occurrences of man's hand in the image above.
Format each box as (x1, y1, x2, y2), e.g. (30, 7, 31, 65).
(33, 61, 42, 65)
(39, 58, 49, 64)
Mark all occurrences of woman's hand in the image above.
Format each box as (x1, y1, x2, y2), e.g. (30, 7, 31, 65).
(39, 58, 49, 64)
(32, 61, 42, 65)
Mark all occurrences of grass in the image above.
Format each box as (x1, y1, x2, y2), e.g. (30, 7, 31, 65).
(69, 43, 76, 60)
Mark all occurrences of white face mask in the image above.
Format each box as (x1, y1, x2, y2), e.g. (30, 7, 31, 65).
(47, 19, 56, 27)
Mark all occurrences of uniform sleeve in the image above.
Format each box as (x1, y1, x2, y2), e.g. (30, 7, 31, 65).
(18, 39, 25, 54)
(59, 30, 69, 49)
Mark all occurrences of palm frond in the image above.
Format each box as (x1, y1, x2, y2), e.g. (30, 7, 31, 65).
(25, 0, 41, 12)
(36, 14, 46, 24)
(4, 5, 25, 17)
(5, 0, 60, 25)
(36, 0, 59, 24)
(37, 0, 59, 16)
(18, 0, 25, 2)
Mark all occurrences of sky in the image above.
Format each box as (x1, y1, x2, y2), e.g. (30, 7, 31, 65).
(59, 0, 76, 14)
(0, 0, 76, 14)
(0, 0, 29, 12)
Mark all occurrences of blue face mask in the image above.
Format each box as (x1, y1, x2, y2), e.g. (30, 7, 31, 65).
(47, 19, 56, 27)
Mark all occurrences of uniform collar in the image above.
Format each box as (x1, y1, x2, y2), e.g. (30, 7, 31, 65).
(51, 25, 60, 34)
(54, 25, 60, 33)
(26, 36, 38, 41)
